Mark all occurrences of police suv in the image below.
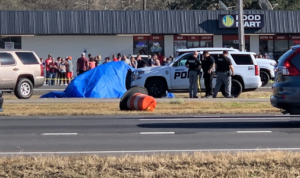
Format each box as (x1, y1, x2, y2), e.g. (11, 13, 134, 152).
(131, 48, 262, 98)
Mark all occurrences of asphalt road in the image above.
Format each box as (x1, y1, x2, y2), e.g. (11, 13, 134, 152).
(1, 114, 300, 155)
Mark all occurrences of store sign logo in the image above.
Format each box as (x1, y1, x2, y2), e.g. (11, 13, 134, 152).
(219, 14, 264, 28)
(222, 15, 235, 27)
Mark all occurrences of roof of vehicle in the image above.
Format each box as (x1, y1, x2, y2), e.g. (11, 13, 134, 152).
(291, 45, 300, 49)
(176, 47, 239, 52)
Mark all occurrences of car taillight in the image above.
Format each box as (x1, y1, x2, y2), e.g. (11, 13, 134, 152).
(282, 49, 300, 76)
(255, 65, 259, 76)
(40, 64, 44, 76)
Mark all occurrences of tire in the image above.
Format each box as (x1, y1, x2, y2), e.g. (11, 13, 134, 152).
(260, 71, 270, 87)
(146, 79, 166, 98)
(221, 79, 243, 98)
(14, 78, 33, 99)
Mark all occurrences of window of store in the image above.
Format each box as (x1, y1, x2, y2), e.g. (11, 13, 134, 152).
(289, 35, 300, 47)
(149, 35, 164, 55)
(174, 35, 187, 54)
(223, 35, 250, 51)
(187, 36, 200, 48)
(0, 37, 22, 49)
(259, 35, 274, 59)
(259, 35, 291, 60)
(200, 36, 213, 47)
(133, 36, 149, 55)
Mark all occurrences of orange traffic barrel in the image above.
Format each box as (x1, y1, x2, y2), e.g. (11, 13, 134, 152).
(126, 93, 156, 111)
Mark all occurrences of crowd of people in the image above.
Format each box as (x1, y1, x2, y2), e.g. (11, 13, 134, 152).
(254, 53, 271, 59)
(41, 52, 174, 85)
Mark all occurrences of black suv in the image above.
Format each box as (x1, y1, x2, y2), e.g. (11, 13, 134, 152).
(271, 45, 300, 115)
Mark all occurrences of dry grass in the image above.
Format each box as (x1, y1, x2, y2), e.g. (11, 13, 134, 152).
(2, 91, 272, 100)
(0, 101, 279, 116)
(174, 91, 272, 99)
(1, 151, 300, 177)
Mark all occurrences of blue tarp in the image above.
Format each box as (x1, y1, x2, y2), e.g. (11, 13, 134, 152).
(41, 62, 133, 99)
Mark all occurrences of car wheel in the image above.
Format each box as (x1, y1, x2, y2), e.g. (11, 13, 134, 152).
(222, 79, 243, 98)
(14, 78, 33, 99)
(146, 79, 166, 98)
(260, 71, 270, 87)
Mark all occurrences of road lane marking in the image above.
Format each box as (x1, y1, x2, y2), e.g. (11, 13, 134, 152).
(41, 133, 78, 136)
(140, 117, 288, 121)
(139, 132, 175, 135)
(237, 131, 272, 133)
(2, 148, 300, 155)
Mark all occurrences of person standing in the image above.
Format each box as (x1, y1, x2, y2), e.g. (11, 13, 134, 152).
(130, 56, 137, 69)
(59, 58, 67, 85)
(45, 54, 52, 85)
(77, 53, 89, 75)
(147, 55, 153, 66)
(56, 57, 62, 85)
(137, 55, 146, 68)
(185, 51, 201, 98)
(122, 54, 130, 65)
(49, 58, 58, 86)
(88, 57, 96, 70)
(213, 51, 235, 98)
(157, 52, 164, 64)
(152, 54, 161, 67)
(201, 51, 215, 98)
(161, 57, 168, 66)
(112, 55, 118, 62)
(66, 56, 73, 85)
(95, 55, 102, 66)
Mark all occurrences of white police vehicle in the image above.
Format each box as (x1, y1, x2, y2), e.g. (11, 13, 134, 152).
(131, 49, 262, 98)
(255, 58, 277, 86)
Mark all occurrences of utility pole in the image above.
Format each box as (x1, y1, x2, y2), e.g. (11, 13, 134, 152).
(143, 0, 146, 10)
(238, 0, 245, 51)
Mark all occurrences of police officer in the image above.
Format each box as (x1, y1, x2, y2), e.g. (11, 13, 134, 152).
(201, 51, 215, 98)
(213, 51, 235, 98)
(185, 51, 201, 98)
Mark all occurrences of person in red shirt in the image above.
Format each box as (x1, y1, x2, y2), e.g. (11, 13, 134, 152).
(45, 54, 52, 85)
(88, 57, 96, 70)
(112, 55, 118, 62)
(48, 58, 58, 86)
(77, 53, 89, 75)
(157, 52, 164, 64)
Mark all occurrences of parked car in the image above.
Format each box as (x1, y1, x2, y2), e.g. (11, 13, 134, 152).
(255, 58, 277, 86)
(0, 50, 45, 99)
(270, 45, 300, 115)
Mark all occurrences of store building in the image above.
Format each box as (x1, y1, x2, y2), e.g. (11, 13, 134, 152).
(0, 10, 300, 61)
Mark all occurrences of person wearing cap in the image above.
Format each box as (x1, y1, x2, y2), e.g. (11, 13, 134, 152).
(213, 50, 235, 98)
(66, 56, 73, 84)
(77, 53, 89, 75)
(201, 51, 215, 98)
(185, 51, 201, 98)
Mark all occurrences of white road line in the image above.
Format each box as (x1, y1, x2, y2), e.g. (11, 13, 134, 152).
(139, 132, 175, 135)
(140, 117, 287, 121)
(237, 131, 272, 133)
(1, 148, 300, 155)
(41, 133, 78, 136)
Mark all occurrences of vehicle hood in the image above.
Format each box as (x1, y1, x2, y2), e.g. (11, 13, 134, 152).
(132, 66, 170, 75)
(255, 58, 277, 64)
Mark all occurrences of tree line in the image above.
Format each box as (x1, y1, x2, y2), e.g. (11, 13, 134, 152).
(0, 0, 299, 10)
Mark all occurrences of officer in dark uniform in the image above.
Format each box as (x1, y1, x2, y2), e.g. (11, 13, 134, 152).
(213, 51, 235, 98)
(185, 51, 201, 98)
(201, 51, 215, 98)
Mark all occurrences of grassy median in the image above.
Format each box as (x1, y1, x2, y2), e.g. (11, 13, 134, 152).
(0, 101, 278, 116)
(1, 151, 300, 177)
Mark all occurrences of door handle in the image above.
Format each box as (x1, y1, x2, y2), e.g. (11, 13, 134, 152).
(13, 68, 19, 71)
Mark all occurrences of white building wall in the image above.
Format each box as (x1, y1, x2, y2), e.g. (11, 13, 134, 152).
(164, 35, 174, 56)
(213, 35, 223, 47)
(250, 35, 259, 54)
(22, 35, 133, 64)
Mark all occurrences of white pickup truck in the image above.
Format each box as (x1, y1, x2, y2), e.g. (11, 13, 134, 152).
(131, 50, 262, 98)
